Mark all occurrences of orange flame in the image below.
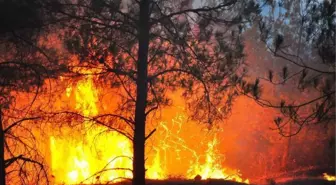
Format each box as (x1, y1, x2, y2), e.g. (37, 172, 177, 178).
(49, 74, 249, 184)
(323, 173, 336, 181)
(187, 136, 249, 183)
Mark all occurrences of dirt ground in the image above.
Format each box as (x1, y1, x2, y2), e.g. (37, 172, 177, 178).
(88, 178, 335, 185)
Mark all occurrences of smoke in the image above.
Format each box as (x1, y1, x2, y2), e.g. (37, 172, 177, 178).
(211, 24, 336, 180)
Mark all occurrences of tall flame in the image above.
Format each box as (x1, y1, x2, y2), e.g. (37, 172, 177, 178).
(187, 136, 249, 183)
(50, 75, 133, 184)
(49, 74, 249, 184)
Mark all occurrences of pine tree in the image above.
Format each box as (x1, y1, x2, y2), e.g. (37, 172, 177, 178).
(50, 0, 260, 184)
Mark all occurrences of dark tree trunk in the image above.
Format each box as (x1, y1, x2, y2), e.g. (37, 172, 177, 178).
(133, 1, 150, 185)
(0, 108, 6, 185)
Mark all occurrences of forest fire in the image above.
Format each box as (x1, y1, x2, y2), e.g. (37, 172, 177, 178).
(0, 1, 334, 185)
(48, 75, 249, 184)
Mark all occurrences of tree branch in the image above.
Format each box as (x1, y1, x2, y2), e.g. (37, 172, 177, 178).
(49, 111, 134, 140)
(4, 117, 40, 134)
(150, 0, 237, 25)
(145, 128, 156, 141)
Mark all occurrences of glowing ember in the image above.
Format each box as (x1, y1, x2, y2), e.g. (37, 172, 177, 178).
(49, 74, 249, 184)
(323, 173, 336, 181)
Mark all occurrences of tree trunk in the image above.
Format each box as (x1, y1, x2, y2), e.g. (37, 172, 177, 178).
(0, 108, 6, 185)
(133, 1, 150, 185)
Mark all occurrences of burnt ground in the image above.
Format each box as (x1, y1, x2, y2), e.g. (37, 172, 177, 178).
(85, 167, 336, 185)
(88, 178, 335, 185)
(249, 166, 335, 185)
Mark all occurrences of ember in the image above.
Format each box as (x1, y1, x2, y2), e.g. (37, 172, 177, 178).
(323, 173, 336, 181)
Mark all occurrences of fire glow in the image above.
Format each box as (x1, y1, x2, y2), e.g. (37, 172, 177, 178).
(49, 74, 249, 184)
(323, 173, 336, 181)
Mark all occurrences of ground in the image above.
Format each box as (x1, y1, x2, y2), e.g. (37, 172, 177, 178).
(81, 168, 336, 185)
(88, 178, 335, 185)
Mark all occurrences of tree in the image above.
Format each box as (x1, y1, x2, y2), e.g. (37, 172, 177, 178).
(248, 0, 335, 136)
(49, 0, 260, 184)
(0, 0, 67, 184)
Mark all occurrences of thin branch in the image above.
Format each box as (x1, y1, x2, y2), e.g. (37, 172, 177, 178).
(116, 75, 136, 102)
(107, 68, 137, 81)
(149, 68, 194, 80)
(5, 155, 23, 168)
(49, 111, 134, 140)
(79, 155, 132, 184)
(4, 117, 40, 133)
(93, 113, 135, 129)
(145, 106, 158, 116)
(267, 44, 335, 75)
(259, 69, 304, 85)
(240, 85, 335, 109)
(56, 9, 137, 37)
(150, 0, 237, 25)
(145, 128, 156, 141)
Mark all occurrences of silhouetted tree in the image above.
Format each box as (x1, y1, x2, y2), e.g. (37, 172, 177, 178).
(0, 0, 67, 184)
(50, 0, 260, 184)
(247, 0, 335, 137)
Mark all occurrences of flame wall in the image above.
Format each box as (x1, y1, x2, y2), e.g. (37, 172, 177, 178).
(5, 31, 334, 185)
(47, 75, 251, 184)
(45, 70, 334, 185)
